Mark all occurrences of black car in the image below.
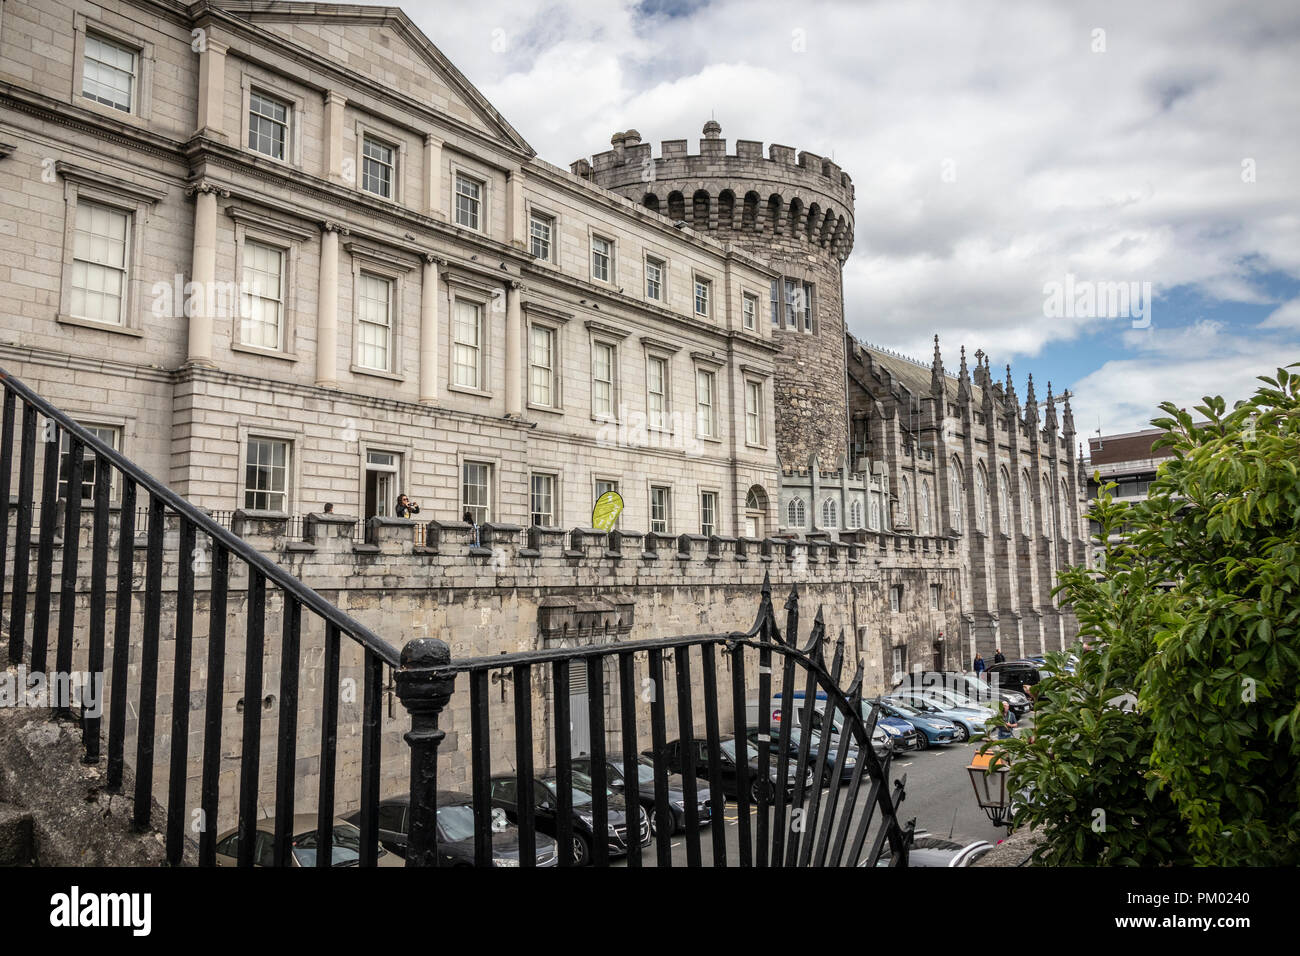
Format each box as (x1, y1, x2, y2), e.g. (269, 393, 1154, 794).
(983, 660, 1044, 697)
(571, 754, 712, 835)
(652, 734, 817, 805)
(745, 725, 860, 784)
(488, 769, 649, 866)
(343, 792, 559, 867)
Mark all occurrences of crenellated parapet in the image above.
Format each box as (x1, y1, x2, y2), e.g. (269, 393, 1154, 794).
(572, 123, 856, 261)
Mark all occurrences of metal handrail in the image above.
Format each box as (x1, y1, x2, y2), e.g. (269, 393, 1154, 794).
(0, 367, 399, 668)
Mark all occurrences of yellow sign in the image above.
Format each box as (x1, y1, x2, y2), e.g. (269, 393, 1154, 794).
(592, 491, 624, 531)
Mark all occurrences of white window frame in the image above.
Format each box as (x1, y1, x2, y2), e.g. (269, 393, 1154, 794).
(56, 169, 162, 337)
(649, 484, 672, 534)
(243, 435, 293, 513)
(529, 209, 555, 262)
(700, 490, 719, 537)
(528, 320, 560, 411)
(821, 497, 839, 529)
(447, 284, 490, 394)
(239, 77, 305, 168)
(361, 446, 405, 520)
(591, 337, 619, 422)
(239, 238, 287, 353)
(530, 471, 558, 528)
(454, 172, 484, 231)
(356, 124, 404, 202)
(73, 20, 153, 124)
(228, 208, 311, 361)
(695, 366, 717, 440)
(461, 459, 494, 525)
(744, 378, 766, 447)
(591, 234, 615, 284)
(693, 274, 712, 319)
(742, 292, 758, 331)
(848, 498, 863, 529)
(81, 31, 137, 114)
(59, 423, 123, 502)
(346, 244, 410, 379)
(787, 496, 806, 529)
(644, 254, 665, 301)
(646, 353, 670, 432)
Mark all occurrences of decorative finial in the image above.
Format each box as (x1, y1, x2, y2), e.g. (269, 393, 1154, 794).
(703, 118, 722, 139)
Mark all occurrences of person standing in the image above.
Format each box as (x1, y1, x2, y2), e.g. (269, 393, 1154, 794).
(993, 647, 1006, 665)
(973, 653, 986, 677)
(395, 494, 421, 518)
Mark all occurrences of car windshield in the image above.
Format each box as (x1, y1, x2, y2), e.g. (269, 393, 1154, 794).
(721, 739, 759, 762)
(876, 699, 920, 717)
(635, 757, 655, 784)
(436, 803, 477, 843)
(292, 822, 366, 867)
(543, 769, 613, 807)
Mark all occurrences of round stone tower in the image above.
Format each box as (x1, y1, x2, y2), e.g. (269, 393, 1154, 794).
(572, 121, 856, 469)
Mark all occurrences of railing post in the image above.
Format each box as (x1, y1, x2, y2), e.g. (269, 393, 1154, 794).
(396, 637, 456, 867)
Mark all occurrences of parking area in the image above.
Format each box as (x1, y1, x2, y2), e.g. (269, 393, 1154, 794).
(617, 722, 1026, 867)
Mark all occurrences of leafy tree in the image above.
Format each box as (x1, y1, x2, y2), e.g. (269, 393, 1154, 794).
(991, 364, 1299, 865)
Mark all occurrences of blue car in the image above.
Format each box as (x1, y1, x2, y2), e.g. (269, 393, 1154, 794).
(870, 698, 957, 749)
(746, 724, 858, 784)
(883, 691, 992, 743)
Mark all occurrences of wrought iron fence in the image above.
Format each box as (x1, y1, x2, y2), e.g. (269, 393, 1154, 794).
(396, 575, 914, 867)
(0, 367, 400, 868)
(1, 366, 912, 867)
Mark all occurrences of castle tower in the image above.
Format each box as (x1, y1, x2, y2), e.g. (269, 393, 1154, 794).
(573, 121, 856, 467)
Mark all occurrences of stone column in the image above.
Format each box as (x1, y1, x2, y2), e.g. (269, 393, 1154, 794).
(423, 135, 444, 219)
(505, 280, 523, 417)
(316, 222, 347, 388)
(506, 167, 526, 249)
(324, 92, 348, 184)
(419, 255, 445, 404)
(195, 37, 228, 140)
(185, 180, 227, 367)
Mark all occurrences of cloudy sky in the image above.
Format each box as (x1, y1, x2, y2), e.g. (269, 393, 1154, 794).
(401, 0, 1299, 437)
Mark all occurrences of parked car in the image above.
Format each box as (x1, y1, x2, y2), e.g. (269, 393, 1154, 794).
(570, 754, 712, 835)
(754, 692, 892, 760)
(870, 697, 957, 749)
(984, 660, 1046, 696)
(654, 734, 816, 805)
(744, 724, 860, 784)
(905, 685, 1000, 717)
(488, 769, 649, 866)
(867, 832, 996, 867)
(893, 671, 1032, 716)
(342, 792, 559, 867)
(212, 814, 404, 867)
(883, 691, 992, 743)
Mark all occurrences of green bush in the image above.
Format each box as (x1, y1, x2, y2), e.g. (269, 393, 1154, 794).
(991, 363, 1300, 865)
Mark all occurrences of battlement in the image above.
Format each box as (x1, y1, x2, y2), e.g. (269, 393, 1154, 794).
(571, 123, 856, 259)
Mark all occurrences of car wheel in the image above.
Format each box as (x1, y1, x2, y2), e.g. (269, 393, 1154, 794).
(750, 779, 769, 806)
(914, 733, 929, 751)
(649, 808, 675, 836)
(953, 723, 970, 743)
(571, 833, 590, 867)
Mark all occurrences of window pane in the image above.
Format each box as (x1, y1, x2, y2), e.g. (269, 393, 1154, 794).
(452, 300, 481, 388)
(356, 272, 392, 370)
(696, 369, 714, 437)
(362, 137, 394, 198)
(530, 473, 554, 526)
(529, 215, 551, 259)
(462, 461, 491, 524)
(455, 176, 481, 230)
(244, 438, 288, 512)
(592, 237, 611, 282)
(248, 91, 289, 160)
(529, 325, 554, 406)
(592, 342, 614, 417)
(82, 34, 135, 112)
(645, 258, 661, 299)
(241, 240, 284, 350)
(71, 201, 130, 324)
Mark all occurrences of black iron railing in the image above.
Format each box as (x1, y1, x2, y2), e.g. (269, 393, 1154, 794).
(0, 367, 400, 868)
(396, 575, 914, 867)
(1, 366, 911, 867)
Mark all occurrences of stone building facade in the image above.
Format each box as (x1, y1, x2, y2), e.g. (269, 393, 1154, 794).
(0, 0, 1085, 807)
(574, 121, 853, 470)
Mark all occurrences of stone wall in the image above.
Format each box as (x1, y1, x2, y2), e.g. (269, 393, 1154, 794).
(2, 507, 963, 835)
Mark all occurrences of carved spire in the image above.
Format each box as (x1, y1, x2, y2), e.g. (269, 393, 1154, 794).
(957, 345, 971, 402)
(1003, 363, 1019, 411)
(1061, 389, 1076, 437)
(1044, 380, 1059, 432)
(930, 334, 945, 397)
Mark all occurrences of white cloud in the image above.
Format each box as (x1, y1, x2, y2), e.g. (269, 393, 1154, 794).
(400, 0, 1300, 411)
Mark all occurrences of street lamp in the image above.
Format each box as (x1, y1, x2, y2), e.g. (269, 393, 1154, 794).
(967, 749, 1012, 828)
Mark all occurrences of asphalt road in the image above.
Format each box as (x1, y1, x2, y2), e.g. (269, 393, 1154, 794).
(614, 727, 1022, 867)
